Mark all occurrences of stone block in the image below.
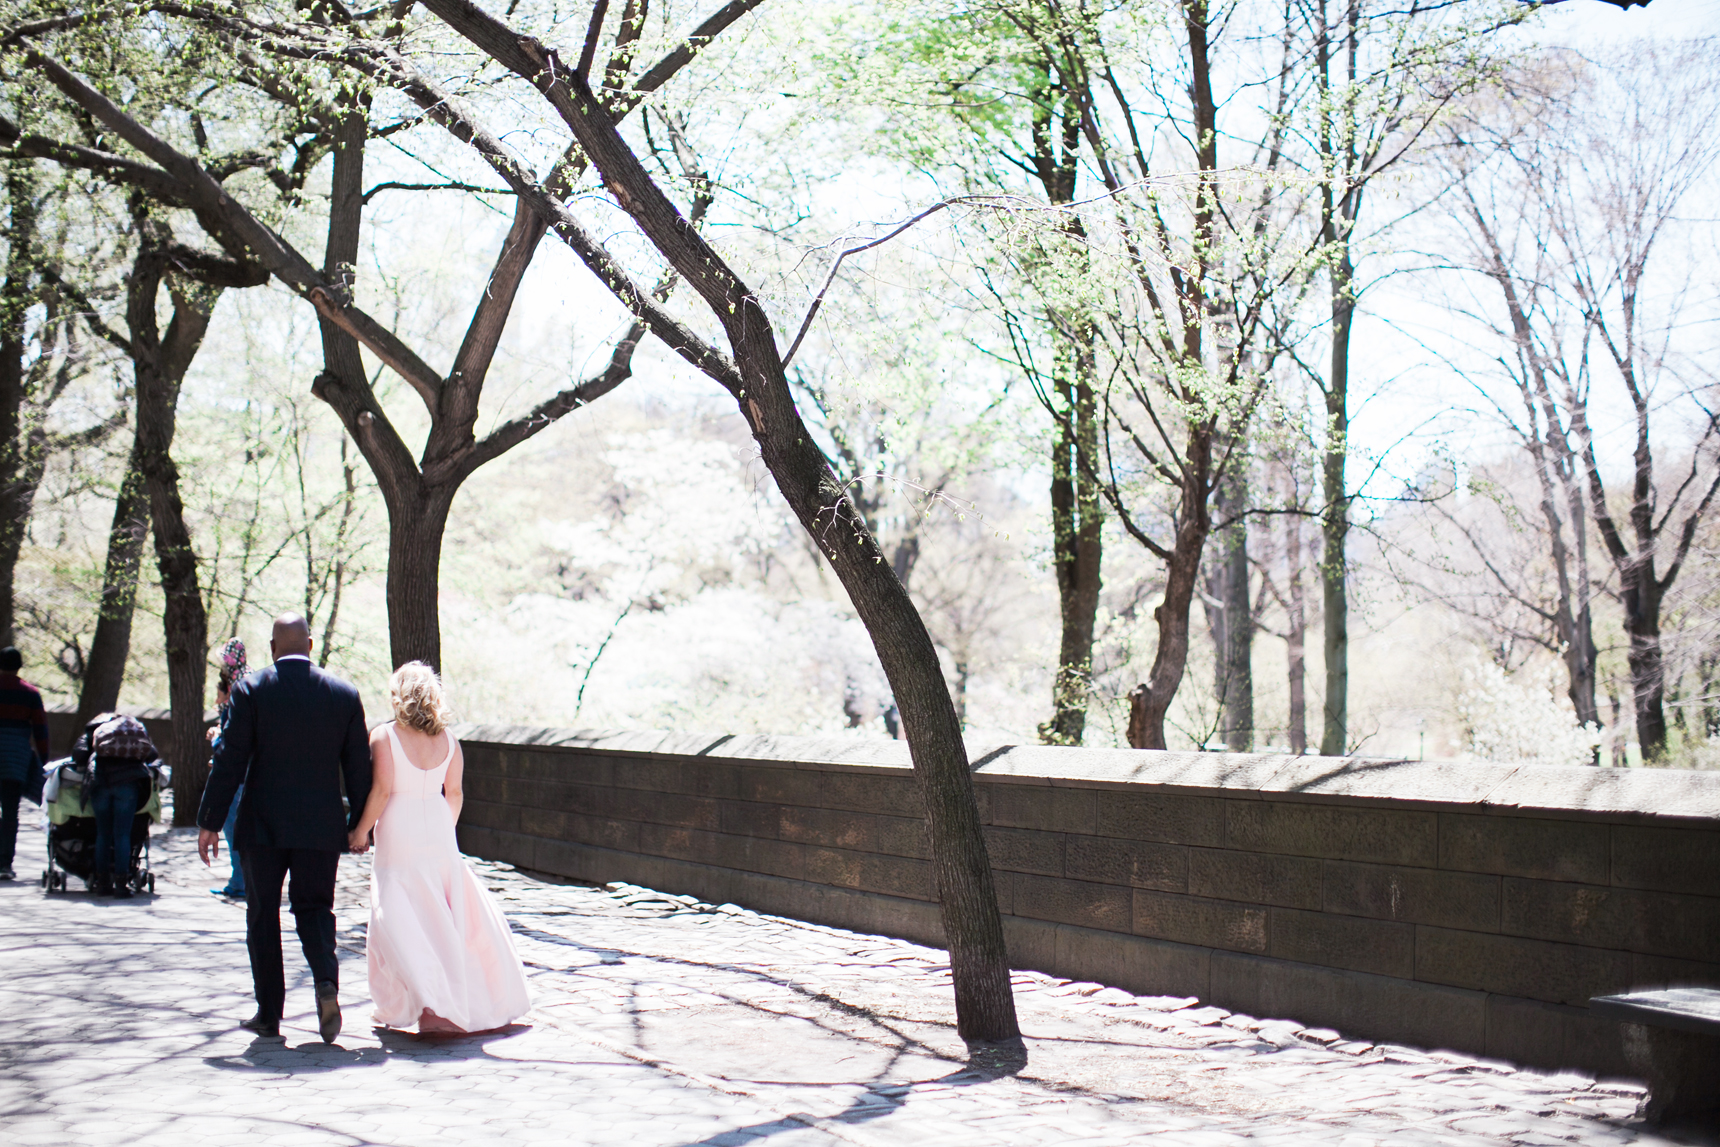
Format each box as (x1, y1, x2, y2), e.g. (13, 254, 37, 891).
(1211, 950, 1487, 1053)
(1268, 907, 1414, 978)
(675, 759, 742, 800)
(1502, 878, 1720, 962)
(564, 811, 641, 853)
(1485, 994, 1629, 1078)
(1224, 801, 1436, 866)
(1009, 872, 1132, 931)
(637, 824, 807, 882)
(529, 835, 605, 882)
(609, 756, 691, 795)
(820, 771, 923, 818)
(1002, 915, 1059, 973)
(718, 799, 782, 841)
(460, 798, 520, 834)
(455, 824, 534, 871)
(1053, 922, 1212, 999)
(1133, 888, 1267, 953)
(871, 812, 933, 860)
(1414, 925, 1634, 1006)
(1064, 835, 1186, 891)
(1620, 1021, 1720, 1121)
(633, 791, 722, 832)
(1093, 790, 1224, 846)
(1437, 813, 1608, 883)
(986, 784, 1096, 834)
(518, 805, 572, 840)
(1261, 756, 1514, 807)
(1611, 825, 1720, 895)
(778, 805, 874, 852)
(735, 764, 824, 807)
(983, 826, 1065, 877)
(1321, 859, 1500, 931)
(803, 845, 933, 900)
(528, 750, 613, 787)
(461, 770, 507, 803)
(1629, 951, 1720, 992)
(799, 882, 945, 947)
(486, 775, 563, 812)
(1189, 848, 1321, 908)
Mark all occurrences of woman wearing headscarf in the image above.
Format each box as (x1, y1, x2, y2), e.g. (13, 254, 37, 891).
(208, 638, 248, 899)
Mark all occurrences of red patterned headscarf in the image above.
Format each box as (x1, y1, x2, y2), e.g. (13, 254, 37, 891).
(218, 638, 247, 693)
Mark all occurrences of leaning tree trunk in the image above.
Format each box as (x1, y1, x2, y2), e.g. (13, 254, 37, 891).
(1129, 434, 1214, 750)
(736, 320, 1018, 1042)
(1129, 523, 1206, 750)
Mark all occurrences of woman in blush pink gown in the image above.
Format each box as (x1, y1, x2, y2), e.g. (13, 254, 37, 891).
(348, 662, 530, 1034)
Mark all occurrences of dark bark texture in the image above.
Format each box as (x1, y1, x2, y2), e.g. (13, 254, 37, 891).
(73, 456, 148, 739)
(412, 2, 1019, 1042)
(1207, 461, 1252, 750)
(127, 240, 229, 823)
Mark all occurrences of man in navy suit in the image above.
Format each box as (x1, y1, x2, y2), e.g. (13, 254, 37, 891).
(198, 613, 372, 1042)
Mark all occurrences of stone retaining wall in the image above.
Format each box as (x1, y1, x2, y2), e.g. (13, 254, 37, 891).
(453, 726, 1720, 1079)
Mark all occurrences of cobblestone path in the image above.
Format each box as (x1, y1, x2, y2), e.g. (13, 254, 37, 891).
(1, 821, 1712, 1147)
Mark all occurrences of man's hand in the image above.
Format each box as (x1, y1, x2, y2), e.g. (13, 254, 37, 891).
(206, 727, 218, 744)
(198, 829, 220, 866)
(347, 827, 370, 855)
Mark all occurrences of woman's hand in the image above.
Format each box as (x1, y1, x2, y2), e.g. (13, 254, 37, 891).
(347, 827, 371, 855)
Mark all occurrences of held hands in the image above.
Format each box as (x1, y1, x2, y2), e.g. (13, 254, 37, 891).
(347, 826, 372, 855)
(198, 829, 221, 866)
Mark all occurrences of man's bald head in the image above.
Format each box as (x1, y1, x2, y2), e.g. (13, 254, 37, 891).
(270, 612, 312, 660)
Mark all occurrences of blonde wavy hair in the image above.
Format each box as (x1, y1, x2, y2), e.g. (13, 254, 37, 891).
(390, 661, 451, 735)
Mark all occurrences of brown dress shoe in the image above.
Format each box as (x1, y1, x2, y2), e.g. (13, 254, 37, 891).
(315, 981, 341, 1044)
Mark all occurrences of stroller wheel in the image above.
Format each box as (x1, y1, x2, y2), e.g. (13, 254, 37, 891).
(39, 870, 47, 889)
(147, 873, 156, 893)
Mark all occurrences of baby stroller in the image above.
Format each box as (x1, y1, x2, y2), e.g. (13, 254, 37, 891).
(40, 748, 165, 896)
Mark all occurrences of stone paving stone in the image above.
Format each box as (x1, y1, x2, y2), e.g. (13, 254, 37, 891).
(5, 821, 1718, 1146)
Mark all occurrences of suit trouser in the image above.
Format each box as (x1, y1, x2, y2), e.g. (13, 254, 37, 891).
(0, 779, 20, 869)
(241, 846, 340, 1021)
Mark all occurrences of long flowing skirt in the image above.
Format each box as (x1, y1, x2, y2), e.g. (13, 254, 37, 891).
(367, 792, 531, 1032)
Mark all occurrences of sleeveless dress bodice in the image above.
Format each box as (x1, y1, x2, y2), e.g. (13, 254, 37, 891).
(365, 724, 530, 1032)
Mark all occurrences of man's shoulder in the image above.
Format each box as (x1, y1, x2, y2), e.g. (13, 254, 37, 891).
(307, 663, 362, 702)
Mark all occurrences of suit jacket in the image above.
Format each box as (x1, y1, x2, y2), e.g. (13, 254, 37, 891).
(196, 658, 372, 852)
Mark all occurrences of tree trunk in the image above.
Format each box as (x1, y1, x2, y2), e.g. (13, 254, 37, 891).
(1285, 502, 1307, 755)
(1623, 569, 1667, 760)
(398, 11, 1020, 1043)
(73, 456, 148, 740)
(1026, 88, 1103, 748)
(0, 159, 38, 646)
(1041, 336, 1103, 746)
(1129, 457, 1212, 750)
(1319, 253, 1353, 756)
(1215, 460, 1252, 750)
(128, 247, 220, 824)
(745, 343, 1018, 1043)
(384, 485, 456, 669)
